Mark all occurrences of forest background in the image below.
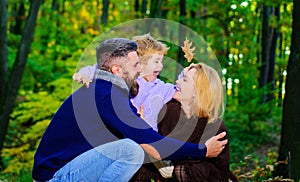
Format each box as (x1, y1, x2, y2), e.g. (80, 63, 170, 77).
(1, 0, 300, 181)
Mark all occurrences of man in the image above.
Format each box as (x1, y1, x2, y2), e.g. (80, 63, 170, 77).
(32, 38, 227, 181)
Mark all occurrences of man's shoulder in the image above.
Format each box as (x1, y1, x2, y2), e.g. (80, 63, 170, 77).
(94, 79, 113, 90)
(71, 79, 113, 100)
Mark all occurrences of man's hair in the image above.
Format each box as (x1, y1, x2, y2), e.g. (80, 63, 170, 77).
(96, 38, 137, 69)
(132, 33, 169, 64)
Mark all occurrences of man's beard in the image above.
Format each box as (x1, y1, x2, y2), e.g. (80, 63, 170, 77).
(124, 76, 139, 98)
(129, 80, 139, 98)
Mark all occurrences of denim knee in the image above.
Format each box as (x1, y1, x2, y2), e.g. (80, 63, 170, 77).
(121, 138, 145, 164)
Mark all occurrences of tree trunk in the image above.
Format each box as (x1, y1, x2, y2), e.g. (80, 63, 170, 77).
(267, 7, 280, 103)
(259, 5, 271, 103)
(276, 0, 300, 180)
(10, 2, 25, 35)
(101, 0, 109, 24)
(150, 0, 162, 18)
(278, 33, 284, 106)
(141, 0, 148, 17)
(96, 0, 101, 31)
(51, 0, 59, 10)
(255, 5, 261, 78)
(277, 3, 287, 107)
(176, 0, 186, 78)
(0, 0, 8, 110)
(134, 0, 139, 12)
(0, 0, 43, 154)
(179, 0, 186, 21)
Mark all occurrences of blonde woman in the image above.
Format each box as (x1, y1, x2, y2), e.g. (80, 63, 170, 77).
(132, 63, 233, 182)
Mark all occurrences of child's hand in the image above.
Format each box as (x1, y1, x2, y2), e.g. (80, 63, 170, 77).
(72, 73, 92, 88)
(173, 92, 181, 102)
(138, 104, 145, 119)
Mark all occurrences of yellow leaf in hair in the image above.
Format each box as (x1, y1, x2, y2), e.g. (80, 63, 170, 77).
(181, 38, 195, 62)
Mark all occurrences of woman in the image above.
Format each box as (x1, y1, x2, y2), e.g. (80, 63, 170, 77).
(132, 63, 231, 182)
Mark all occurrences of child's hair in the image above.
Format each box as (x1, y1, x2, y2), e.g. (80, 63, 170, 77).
(132, 33, 169, 64)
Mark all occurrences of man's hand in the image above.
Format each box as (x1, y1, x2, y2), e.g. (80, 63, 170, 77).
(205, 132, 227, 158)
(140, 144, 161, 160)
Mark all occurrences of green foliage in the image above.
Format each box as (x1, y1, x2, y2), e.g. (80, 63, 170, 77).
(225, 95, 282, 160)
(0, 172, 32, 182)
(3, 75, 72, 176)
(2, 144, 34, 175)
(2, 119, 50, 176)
(224, 93, 283, 181)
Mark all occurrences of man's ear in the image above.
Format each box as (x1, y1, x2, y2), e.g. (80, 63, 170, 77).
(111, 65, 121, 75)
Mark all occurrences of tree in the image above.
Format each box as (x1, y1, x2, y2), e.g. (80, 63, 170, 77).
(10, 2, 25, 35)
(276, 0, 300, 180)
(258, 5, 271, 103)
(141, 0, 148, 17)
(0, 0, 8, 111)
(150, 0, 162, 18)
(101, 0, 109, 24)
(267, 7, 280, 103)
(0, 0, 43, 156)
(176, 0, 187, 77)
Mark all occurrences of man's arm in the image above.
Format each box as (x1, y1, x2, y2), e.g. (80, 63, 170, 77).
(140, 132, 227, 160)
(97, 84, 226, 160)
(140, 144, 161, 160)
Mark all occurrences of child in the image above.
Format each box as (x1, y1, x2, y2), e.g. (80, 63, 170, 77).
(73, 34, 177, 178)
(130, 33, 176, 131)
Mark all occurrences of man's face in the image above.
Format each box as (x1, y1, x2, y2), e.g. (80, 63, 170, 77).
(119, 51, 141, 87)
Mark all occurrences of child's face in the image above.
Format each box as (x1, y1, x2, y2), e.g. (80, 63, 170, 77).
(140, 53, 164, 82)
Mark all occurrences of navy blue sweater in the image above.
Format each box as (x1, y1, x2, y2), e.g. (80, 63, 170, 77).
(32, 77, 207, 181)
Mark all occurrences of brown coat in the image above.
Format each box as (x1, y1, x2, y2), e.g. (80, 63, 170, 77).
(131, 99, 230, 182)
(158, 99, 230, 181)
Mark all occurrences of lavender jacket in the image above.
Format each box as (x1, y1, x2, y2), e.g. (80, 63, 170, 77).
(132, 77, 176, 131)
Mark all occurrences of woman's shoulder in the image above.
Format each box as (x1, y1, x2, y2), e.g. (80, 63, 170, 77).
(208, 118, 227, 130)
(216, 118, 228, 133)
(158, 99, 181, 119)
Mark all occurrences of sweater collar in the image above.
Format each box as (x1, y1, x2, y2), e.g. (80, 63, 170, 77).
(94, 69, 129, 91)
(137, 76, 159, 85)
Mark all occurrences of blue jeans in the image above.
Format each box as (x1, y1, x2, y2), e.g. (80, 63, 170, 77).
(48, 139, 144, 182)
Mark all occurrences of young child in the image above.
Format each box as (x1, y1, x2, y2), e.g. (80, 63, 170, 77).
(73, 34, 176, 178)
(130, 33, 177, 131)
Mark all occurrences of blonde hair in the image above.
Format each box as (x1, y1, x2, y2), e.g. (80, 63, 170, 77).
(132, 33, 169, 64)
(190, 63, 224, 123)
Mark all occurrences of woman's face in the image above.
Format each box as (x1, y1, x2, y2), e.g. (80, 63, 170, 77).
(175, 66, 197, 102)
